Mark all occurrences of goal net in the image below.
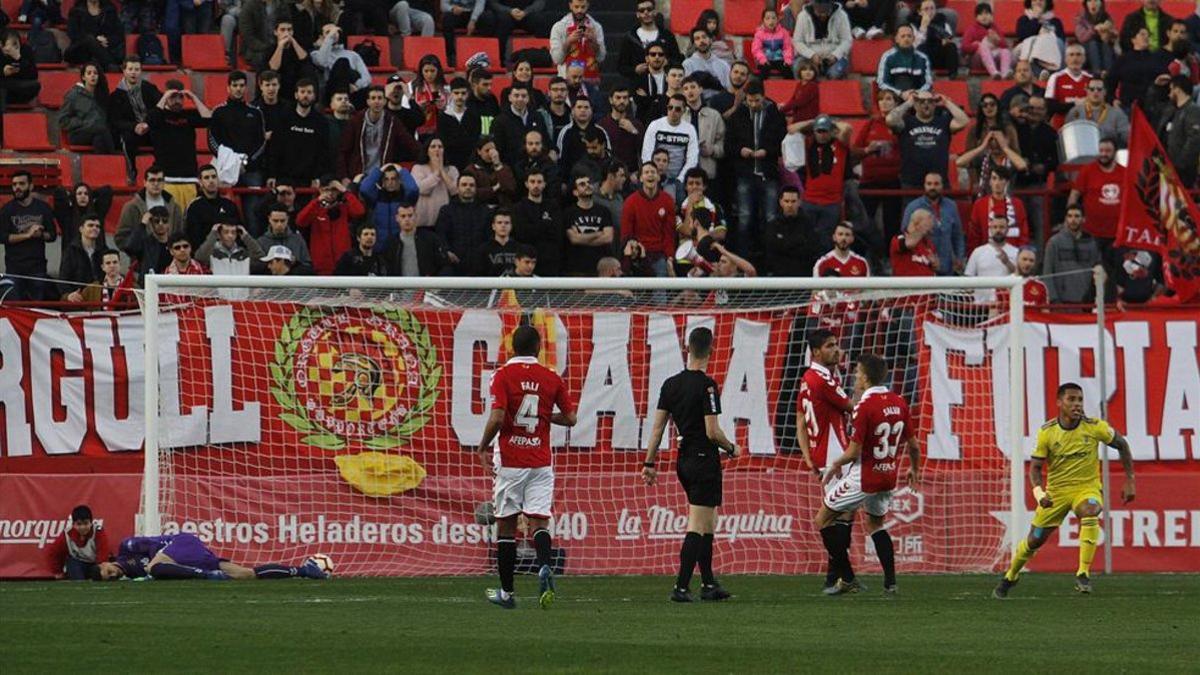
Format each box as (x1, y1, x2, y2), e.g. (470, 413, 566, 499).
(140, 276, 1026, 577)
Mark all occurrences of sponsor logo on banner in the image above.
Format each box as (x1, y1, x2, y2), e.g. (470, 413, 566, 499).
(615, 506, 795, 542)
(0, 518, 106, 548)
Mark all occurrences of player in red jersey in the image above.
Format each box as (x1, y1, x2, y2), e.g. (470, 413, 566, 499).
(817, 353, 922, 596)
(475, 325, 577, 609)
(796, 329, 858, 593)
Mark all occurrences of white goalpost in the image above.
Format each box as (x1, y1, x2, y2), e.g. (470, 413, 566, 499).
(140, 275, 1026, 576)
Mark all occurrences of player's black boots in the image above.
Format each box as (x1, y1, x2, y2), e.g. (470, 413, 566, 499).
(1074, 574, 1093, 594)
(993, 575, 1018, 599)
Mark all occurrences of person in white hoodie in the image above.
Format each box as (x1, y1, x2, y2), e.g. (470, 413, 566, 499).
(792, 0, 853, 79)
(196, 222, 265, 298)
(311, 23, 371, 104)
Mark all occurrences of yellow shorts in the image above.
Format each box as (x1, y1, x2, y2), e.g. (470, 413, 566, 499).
(1031, 485, 1103, 529)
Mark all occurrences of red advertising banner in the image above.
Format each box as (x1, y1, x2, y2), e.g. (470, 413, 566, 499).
(0, 303, 1196, 577)
(4, 471, 1196, 578)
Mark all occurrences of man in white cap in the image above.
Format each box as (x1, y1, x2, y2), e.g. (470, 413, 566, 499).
(261, 244, 295, 275)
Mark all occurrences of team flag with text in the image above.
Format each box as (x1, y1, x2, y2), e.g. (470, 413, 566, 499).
(1116, 106, 1200, 303)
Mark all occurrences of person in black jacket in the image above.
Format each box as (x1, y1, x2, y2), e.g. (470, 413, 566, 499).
(148, 81, 212, 194)
(724, 80, 786, 259)
(1119, 0, 1174, 52)
(617, 1, 684, 84)
(64, 0, 123, 70)
(121, 205, 173, 281)
(760, 186, 818, 277)
(108, 56, 161, 170)
(512, 129, 563, 203)
(334, 223, 390, 276)
(185, 165, 242, 247)
(208, 71, 268, 182)
(511, 168, 563, 276)
(435, 173, 494, 273)
(469, 209, 520, 276)
(0, 30, 41, 119)
(267, 78, 330, 188)
(383, 204, 448, 276)
(437, 76, 482, 172)
(58, 214, 106, 294)
(53, 182, 113, 248)
(492, 83, 551, 167)
(466, 68, 501, 135)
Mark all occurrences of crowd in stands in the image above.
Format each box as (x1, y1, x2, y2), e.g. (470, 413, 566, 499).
(2, 0, 1197, 307)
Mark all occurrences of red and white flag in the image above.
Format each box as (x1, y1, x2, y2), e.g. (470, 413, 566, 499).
(1115, 107, 1200, 303)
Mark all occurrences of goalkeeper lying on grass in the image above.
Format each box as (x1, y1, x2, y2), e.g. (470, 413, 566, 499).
(90, 534, 329, 581)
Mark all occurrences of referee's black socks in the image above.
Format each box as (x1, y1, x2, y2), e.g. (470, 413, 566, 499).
(871, 529, 896, 588)
(676, 531, 703, 590)
(497, 537, 516, 594)
(698, 533, 716, 586)
(532, 528, 552, 569)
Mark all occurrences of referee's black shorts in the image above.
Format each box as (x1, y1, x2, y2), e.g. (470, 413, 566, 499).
(676, 452, 722, 507)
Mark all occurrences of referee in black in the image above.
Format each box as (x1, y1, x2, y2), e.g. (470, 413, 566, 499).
(642, 327, 738, 602)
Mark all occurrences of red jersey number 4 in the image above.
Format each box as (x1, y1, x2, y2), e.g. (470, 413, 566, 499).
(850, 388, 913, 493)
(490, 359, 574, 468)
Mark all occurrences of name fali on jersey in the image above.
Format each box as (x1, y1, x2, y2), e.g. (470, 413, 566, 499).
(520, 381, 541, 392)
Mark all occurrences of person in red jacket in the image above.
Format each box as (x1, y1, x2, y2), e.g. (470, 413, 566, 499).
(46, 505, 112, 580)
(621, 161, 677, 278)
(295, 177, 367, 275)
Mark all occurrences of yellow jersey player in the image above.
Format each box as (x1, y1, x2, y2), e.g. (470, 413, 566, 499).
(994, 382, 1136, 598)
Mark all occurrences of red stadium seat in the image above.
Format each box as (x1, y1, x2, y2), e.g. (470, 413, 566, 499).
(81, 154, 133, 187)
(36, 71, 80, 110)
(3, 113, 54, 151)
(511, 37, 555, 73)
(933, 80, 970, 110)
(980, 79, 1015, 100)
(135, 154, 156, 180)
(125, 34, 173, 70)
(1106, 1, 1141, 29)
(670, 0, 713, 35)
(950, 128, 969, 156)
(182, 34, 230, 71)
(203, 73, 232, 109)
(107, 194, 131, 233)
(1162, 2, 1195, 20)
(994, 3, 1026, 37)
(532, 76, 550, 93)
(724, 0, 762, 37)
(346, 35, 393, 73)
(491, 74, 513, 94)
(763, 79, 795, 106)
(850, 39, 891, 76)
(945, 0, 977, 35)
(402, 36, 448, 71)
(844, 116, 869, 141)
(819, 80, 866, 116)
(456, 36, 504, 72)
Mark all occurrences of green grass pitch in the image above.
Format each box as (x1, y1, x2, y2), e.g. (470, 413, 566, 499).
(2, 575, 1196, 673)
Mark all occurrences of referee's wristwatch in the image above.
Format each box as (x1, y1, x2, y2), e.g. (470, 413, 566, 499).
(642, 461, 656, 468)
